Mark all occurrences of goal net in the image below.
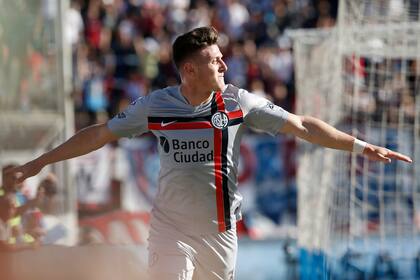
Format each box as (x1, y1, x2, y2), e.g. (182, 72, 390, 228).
(291, 0, 420, 278)
(0, 0, 76, 244)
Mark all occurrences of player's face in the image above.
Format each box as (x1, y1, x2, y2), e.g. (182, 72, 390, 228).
(194, 44, 228, 93)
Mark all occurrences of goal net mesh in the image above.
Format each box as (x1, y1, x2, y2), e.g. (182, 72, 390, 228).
(0, 0, 67, 151)
(292, 0, 420, 278)
(0, 0, 76, 244)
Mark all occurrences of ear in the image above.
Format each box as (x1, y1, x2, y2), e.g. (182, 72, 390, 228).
(182, 62, 195, 76)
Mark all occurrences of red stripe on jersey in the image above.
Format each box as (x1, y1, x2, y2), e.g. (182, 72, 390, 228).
(227, 109, 243, 119)
(215, 91, 226, 111)
(213, 127, 225, 232)
(148, 121, 212, 130)
(213, 91, 228, 232)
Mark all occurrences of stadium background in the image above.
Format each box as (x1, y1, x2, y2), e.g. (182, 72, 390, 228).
(1, 0, 418, 279)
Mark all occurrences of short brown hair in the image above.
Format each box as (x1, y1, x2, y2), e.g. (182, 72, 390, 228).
(172, 26, 219, 69)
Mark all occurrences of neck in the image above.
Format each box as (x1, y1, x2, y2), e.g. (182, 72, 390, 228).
(180, 83, 214, 106)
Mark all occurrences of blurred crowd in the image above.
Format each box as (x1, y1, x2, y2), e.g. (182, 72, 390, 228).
(0, 165, 61, 251)
(343, 56, 417, 125)
(334, 248, 420, 279)
(68, 0, 338, 128)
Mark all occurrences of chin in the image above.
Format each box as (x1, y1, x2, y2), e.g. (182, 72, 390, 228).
(213, 86, 223, 93)
(216, 81, 225, 91)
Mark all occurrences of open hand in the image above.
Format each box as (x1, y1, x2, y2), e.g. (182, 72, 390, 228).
(363, 144, 412, 163)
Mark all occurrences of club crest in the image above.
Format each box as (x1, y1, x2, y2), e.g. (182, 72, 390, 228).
(211, 111, 229, 129)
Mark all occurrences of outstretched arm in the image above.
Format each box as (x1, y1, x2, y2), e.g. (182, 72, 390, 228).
(4, 123, 120, 184)
(280, 113, 412, 163)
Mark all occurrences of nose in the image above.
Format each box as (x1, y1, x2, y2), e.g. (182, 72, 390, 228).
(219, 59, 228, 72)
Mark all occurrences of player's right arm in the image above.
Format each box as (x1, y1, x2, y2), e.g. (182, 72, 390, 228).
(5, 123, 120, 185)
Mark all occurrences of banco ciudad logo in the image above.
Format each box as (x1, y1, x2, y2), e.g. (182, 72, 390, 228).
(159, 136, 170, 153)
(159, 136, 213, 163)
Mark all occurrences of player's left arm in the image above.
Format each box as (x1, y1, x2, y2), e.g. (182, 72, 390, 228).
(280, 113, 412, 163)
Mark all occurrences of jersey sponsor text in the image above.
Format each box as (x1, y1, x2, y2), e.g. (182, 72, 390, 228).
(172, 139, 213, 163)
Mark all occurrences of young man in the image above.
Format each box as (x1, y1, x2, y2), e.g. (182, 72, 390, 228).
(4, 27, 412, 279)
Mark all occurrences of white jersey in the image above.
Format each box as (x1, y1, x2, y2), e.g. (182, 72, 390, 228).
(108, 84, 288, 234)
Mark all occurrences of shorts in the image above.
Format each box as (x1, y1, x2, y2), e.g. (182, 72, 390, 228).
(147, 217, 237, 280)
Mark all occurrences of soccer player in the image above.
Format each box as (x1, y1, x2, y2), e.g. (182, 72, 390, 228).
(4, 27, 412, 279)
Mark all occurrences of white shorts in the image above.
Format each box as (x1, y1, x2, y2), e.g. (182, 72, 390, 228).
(147, 217, 237, 280)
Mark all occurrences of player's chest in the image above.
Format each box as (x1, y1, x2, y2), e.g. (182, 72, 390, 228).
(147, 99, 243, 164)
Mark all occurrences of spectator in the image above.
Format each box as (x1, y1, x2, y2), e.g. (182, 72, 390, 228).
(31, 173, 70, 245)
(65, 0, 84, 49)
(370, 251, 398, 280)
(1, 164, 45, 245)
(249, 79, 269, 99)
(283, 237, 298, 279)
(83, 0, 103, 51)
(340, 249, 365, 280)
(66, 0, 86, 93)
(271, 35, 293, 86)
(1, 164, 29, 244)
(82, 58, 109, 123)
(23, 208, 45, 245)
(0, 194, 16, 250)
(225, 42, 247, 88)
(415, 250, 420, 278)
(0, 193, 38, 251)
(224, 0, 250, 40)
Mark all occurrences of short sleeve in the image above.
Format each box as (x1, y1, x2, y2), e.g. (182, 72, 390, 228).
(239, 89, 289, 136)
(107, 95, 150, 137)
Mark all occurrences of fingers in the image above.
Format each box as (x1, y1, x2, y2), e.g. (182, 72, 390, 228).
(366, 145, 412, 164)
(377, 153, 391, 163)
(386, 151, 412, 163)
(364, 150, 390, 163)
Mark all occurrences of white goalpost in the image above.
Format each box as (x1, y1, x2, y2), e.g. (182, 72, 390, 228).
(291, 0, 420, 278)
(0, 0, 76, 245)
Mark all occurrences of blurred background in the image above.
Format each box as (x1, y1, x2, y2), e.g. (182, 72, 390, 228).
(0, 0, 419, 279)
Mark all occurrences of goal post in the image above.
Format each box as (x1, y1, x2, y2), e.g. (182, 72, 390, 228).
(291, 0, 420, 278)
(0, 0, 76, 244)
